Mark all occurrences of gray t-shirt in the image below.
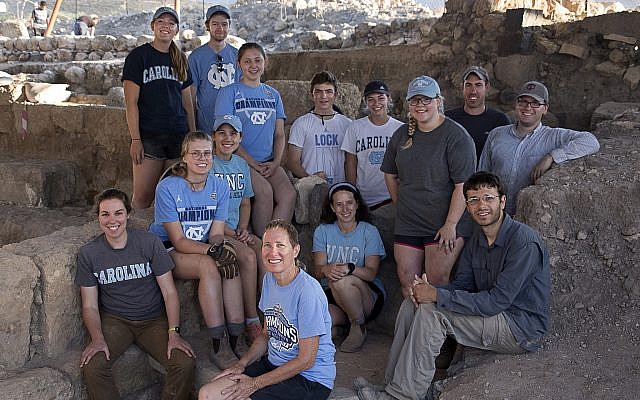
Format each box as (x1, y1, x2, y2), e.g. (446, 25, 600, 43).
(381, 117, 476, 236)
(75, 228, 174, 320)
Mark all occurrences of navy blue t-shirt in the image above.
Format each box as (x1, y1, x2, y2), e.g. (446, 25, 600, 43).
(445, 107, 510, 162)
(122, 43, 193, 136)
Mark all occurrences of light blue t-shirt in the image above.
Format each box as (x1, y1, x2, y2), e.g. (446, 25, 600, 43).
(312, 221, 387, 298)
(212, 154, 254, 230)
(259, 269, 336, 389)
(215, 82, 286, 162)
(150, 174, 229, 243)
(188, 44, 241, 134)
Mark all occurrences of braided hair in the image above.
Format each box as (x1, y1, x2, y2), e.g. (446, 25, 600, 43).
(400, 115, 417, 150)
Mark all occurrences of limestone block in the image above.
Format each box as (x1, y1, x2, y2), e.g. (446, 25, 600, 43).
(106, 86, 125, 107)
(4, 38, 14, 50)
(102, 51, 115, 60)
(226, 34, 245, 49)
(4, 224, 99, 358)
(623, 66, 640, 90)
(74, 36, 92, 51)
(38, 36, 54, 51)
(481, 13, 504, 32)
(0, 159, 87, 208)
(324, 37, 343, 49)
(0, 19, 29, 39)
(114, 35, 136, 52)
(609, 49, 628, 65)
(190, 36, 208, 50)
(54, 35, 76, 50)
(591, 101, 640, 129)
(27, 37, 40, 51)
(603, 33, 637, 45)
(85, 63, 105, 88)
(91, 35, 116, 52)
(116, 51, 129, 58)
(424, 43, 453, 64)
(87, 51, 101, 61)
(56, 49, 74, 62)
(534, 35, 559, 54)
(0, 367, 73, 400)
(0, 250, 39, 369)
(13, 37, 27, 51)
(558, 42, 588, 59)
(43, 51, 55, 62)
(594, 61, 625, 78)
(293, 176, 326, 224)
(74, 52, 88, 61)
(0, 53, 7, 62)
(494, 54, 538, 88)
(64, 66, 86, 84)
(18, 52, 29, 62)
(136, 34, 154, 47)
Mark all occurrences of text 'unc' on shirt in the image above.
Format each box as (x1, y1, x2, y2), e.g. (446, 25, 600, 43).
(143, 65, 179, 84)
(93, 262, 152, 285)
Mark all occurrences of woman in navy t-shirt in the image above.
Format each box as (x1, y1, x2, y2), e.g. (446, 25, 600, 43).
(123, 7, 195, 209)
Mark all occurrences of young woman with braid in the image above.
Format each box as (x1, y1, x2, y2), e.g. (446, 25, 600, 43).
(123, 7, 196, 209)
(381, 76, 476, 298)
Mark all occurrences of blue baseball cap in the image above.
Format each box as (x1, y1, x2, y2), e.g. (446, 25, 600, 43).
(406, 75, 440, 100)
(152, 7, 179, 24)
(213, 114, 242, 133)
(206, 4, 231, 21)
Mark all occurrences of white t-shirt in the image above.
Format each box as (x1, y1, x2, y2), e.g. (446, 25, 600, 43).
(288, 112, 352, 185)
(341, 116, 403, 206)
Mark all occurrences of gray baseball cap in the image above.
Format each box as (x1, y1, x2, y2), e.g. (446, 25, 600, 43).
(406, 75, 440, 100)
(213, 114, 242, 133)
(152, 7, 179, 24)
(517, 81, 549, 104)
(206, 4, 231, 21)
(462, 66, 490, 83)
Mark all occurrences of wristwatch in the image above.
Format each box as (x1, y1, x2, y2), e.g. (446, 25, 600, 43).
(168, 326, 181, 334)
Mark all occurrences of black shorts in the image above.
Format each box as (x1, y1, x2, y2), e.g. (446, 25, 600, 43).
(324, 280, 385, 323)
(244, 357, 331, 400)
(394, 234, 438, 249)
(141, 132, 185, 160)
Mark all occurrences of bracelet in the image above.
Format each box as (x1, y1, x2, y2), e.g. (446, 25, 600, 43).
(131, 138, 141, 141)
(347, 262, 356, 275)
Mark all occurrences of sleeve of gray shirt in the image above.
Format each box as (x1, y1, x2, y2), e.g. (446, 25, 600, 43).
(436, 240, 544, 317)
(547, 127, 600, 164)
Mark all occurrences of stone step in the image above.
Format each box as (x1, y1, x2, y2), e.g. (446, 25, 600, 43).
(0, 204, 90, 246)
(0, 158, 87, 208)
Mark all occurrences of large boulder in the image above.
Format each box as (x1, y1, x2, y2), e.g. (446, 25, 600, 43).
(0, 19, 29, 39)
(0, 367, 73, 400)
(0, 250, 39, 369)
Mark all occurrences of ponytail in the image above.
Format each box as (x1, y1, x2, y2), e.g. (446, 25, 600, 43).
(400, 116, 417, 150)
(169, 41, 188, 82)
(171, 161, 188, 178)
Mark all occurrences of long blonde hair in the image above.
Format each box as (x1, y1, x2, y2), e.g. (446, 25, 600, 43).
(169, 41, 188, 82)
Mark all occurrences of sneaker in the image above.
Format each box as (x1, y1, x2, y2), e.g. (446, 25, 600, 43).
(340, 324, 367, 353)
(245, 321, 262, 346)
(353, 376, 384, 392)
(357, 386, 396, 400)
(209, 335, 239, 370)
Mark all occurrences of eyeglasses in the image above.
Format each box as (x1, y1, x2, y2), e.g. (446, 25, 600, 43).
(466, 194, 500, 205)
(408, 97, 435, 107)
(216, 54, 224, 73)
(517, 99, 545, 109)
(188, 150, 212, 159)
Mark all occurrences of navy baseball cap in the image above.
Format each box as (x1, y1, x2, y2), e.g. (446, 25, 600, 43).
(152, 7, 179, 24)
(213, 114, 242, 133)
(363, 80, 390, 97)
(206, 4, 231, 21)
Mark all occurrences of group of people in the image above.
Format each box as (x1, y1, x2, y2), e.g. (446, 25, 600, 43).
(74, 4, 602, 400)
(29, 1, 99, 37)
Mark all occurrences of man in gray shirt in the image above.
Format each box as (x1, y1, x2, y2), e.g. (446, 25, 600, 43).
(479, 80, 600, 215)
(356, 171, 551, 400)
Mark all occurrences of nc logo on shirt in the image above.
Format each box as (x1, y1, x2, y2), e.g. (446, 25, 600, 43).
(207, 63, 236, 89)
(368, 150, 384, 165)
(250, 111, 268, 125)
(264, 303, 298, 351)
(184, 225, 206, 241)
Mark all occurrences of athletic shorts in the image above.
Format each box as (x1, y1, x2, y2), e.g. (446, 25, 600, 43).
(324, 280, 385, 323)
(394, 234, 438, 249)
(141, 132, 185, 160)
(244, 357, 331, 400)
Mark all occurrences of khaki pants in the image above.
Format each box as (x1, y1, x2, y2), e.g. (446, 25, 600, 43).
(384, 300, 526, 400)
(82, 313, 195, 400)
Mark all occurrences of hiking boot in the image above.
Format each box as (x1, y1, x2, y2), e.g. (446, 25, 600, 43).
(353, 376, 384, 392)
(232, 334, 250, 358)
(245, 321, 262, 346)
(210, 335, 239, 370)
(340, 324, 367, 353)
(357, 387, 396, 400)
